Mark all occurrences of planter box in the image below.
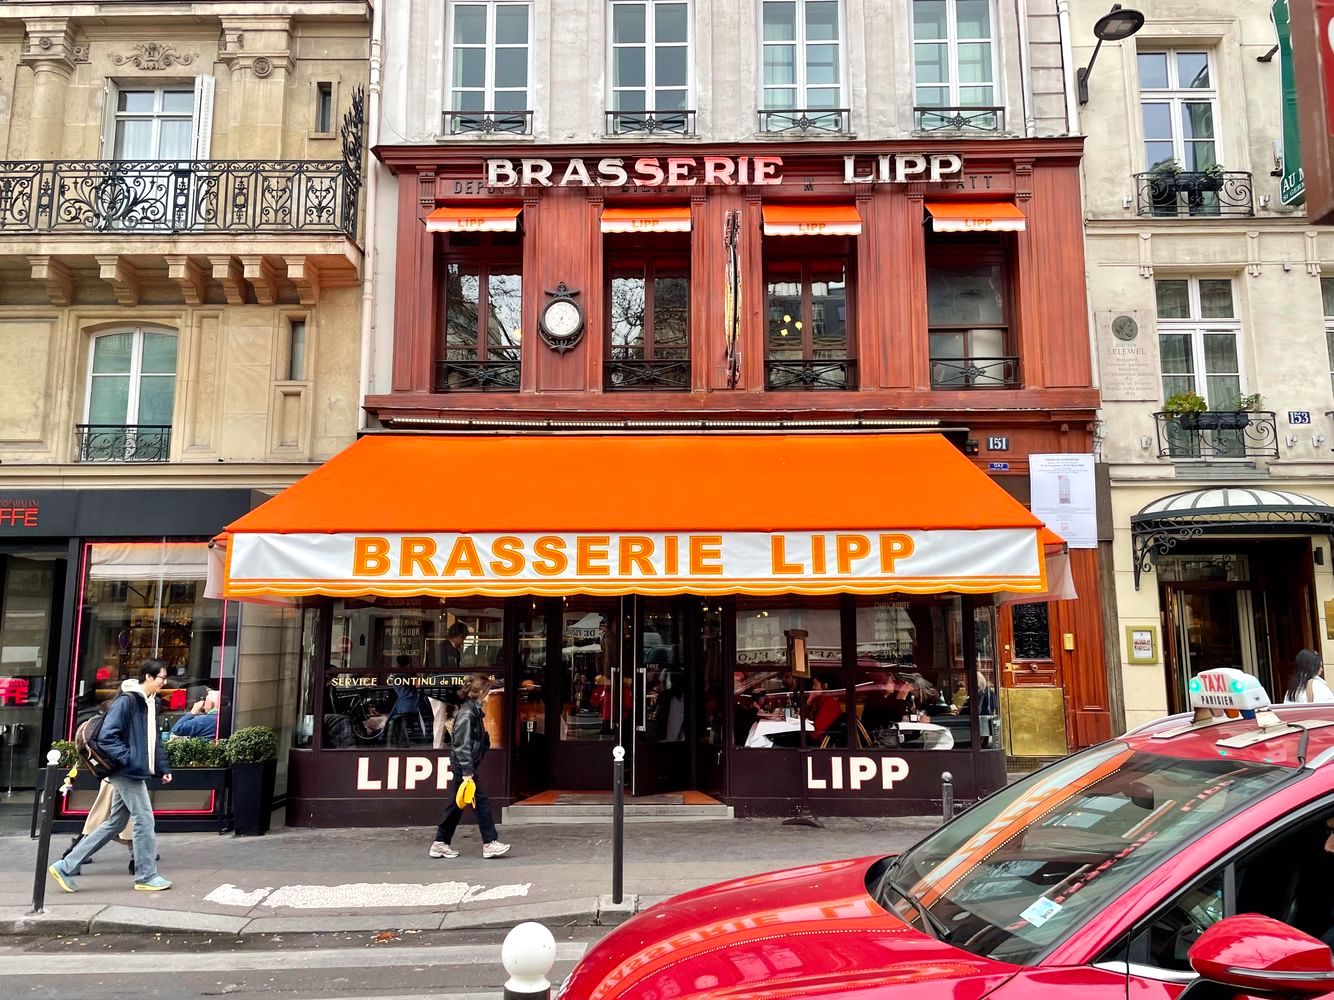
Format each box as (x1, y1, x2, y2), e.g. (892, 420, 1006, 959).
(37, 765, 229, 836)
(231, 759, 278, 836)
(1172, 411, 1250, 431)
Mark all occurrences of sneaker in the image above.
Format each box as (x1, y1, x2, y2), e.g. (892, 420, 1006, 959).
(482, 841, 511, 859)
(47, 864, 77, 893)
(428, 841, 459, 859)
(134, 875, 172, 891)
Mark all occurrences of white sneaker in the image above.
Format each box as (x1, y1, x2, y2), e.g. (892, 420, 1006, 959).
(429, 841, 459, 859)
(482, 841, 511, 859)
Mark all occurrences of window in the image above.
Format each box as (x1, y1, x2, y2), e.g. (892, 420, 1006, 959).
(609, 1, 691, 133)
(1139, 50, 1217, 172)
(447, 1, 531, 133)
(81, 328, 177, 462)
(606, 237, 690, 389)
(437, 236, 523, 390)
(927, 237, 1015, 388)
(112, 87, 194, 159)
(315, 82, 334, 133)
(1156, 278, 1241, 407)
(765, 239, 853, 389)
(286, 319, 308, 381)
(1324, 277, 1334, 398)
(913, 0, 998, 128)
(760, 0, 845, 131)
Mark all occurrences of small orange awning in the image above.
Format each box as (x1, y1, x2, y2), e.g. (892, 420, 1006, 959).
(926, 200, 1026, 233)
(600, 206, 692, 234)
(424, 205, 522, 233)
(762, 203, 862, 237)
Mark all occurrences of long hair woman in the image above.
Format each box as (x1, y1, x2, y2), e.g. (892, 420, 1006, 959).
(428, 674, 511, 859)
(1285, 648, 1334, 704)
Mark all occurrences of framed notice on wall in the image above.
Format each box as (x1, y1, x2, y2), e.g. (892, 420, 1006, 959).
(1125, 626, 1159, 664)
(1029, 454, 1097, 549)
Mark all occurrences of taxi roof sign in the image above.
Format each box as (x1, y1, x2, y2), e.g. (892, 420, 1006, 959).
(1188, 668, 1270, 714)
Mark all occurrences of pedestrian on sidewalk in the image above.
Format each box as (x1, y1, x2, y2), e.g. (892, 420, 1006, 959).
(49, 660, 174, 893)
(1285, 648, 1334, 704)
(430, 674, 510, 860)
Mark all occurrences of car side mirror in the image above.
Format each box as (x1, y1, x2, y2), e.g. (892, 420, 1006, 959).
(1187, 914, 1334, 998)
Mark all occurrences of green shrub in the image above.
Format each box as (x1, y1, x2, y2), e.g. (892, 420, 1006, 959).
(166, 736, 228, 768)
(225, 726, 278, 765)
(51, 740, 77, 769)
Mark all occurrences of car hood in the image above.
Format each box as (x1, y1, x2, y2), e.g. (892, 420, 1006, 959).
(557, 857, 1017, 1000)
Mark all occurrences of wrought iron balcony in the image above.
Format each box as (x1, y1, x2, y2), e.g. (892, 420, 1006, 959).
(930, 356, 1020, 389)
(914, 106, 1005, 133)
(1154, 411, 1278, 460)
(765, 358, 857, 391)
(75, 424, 171, 463)
(442, 110, 534, 136)
(1134, 170, 1254, 218)
(605, 358, 691, 390)
(434, 359, 521, 392)
(758, 108, 850, 134)
(606, 110, 696, 136)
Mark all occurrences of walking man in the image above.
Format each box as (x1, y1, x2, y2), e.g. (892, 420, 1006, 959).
(49, 660, 174, 892)
(430, 674, 510, 860)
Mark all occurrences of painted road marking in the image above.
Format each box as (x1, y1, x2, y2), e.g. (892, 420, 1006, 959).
(204, 880, 532, 909)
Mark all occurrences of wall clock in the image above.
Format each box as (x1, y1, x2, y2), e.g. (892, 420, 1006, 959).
(539, 282, 584, 353)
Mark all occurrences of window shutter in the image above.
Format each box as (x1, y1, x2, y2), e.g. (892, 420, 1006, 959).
(100, 79, 119, 159)
(191, 74, 216, 160)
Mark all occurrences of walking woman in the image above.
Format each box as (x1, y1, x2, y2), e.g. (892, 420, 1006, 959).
(1285, 648, 1334, 704)
(429, 675, 510, 859)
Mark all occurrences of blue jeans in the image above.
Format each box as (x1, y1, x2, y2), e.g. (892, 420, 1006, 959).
(55, 773, 159, 883)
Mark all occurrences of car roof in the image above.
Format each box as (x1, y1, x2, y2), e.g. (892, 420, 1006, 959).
(1120, 703, 1334, 768)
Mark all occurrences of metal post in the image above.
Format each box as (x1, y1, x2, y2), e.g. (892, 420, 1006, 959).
(941, 771, 954, 824)
(30, 748, 63, 915)
(502, 921, 556, 1000)
(612, 744, 625, 905)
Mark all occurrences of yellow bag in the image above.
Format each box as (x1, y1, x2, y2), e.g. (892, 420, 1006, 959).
(455, 776, 476, 809)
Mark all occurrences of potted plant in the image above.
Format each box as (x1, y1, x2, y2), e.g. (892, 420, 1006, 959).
(1162, 390, 1207, 430)
(1200, 163, 1226, 192)
(226, 726, 279, 836)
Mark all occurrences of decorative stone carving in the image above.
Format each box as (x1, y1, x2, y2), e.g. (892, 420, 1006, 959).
(285, 256, 322, 307)
(112, 43, 195, 70)
(96, 255, 141, 307)
(71, 43, 90, 64)
(29, 256, 74, 307)
(210, 256, 249, 306)
(241, 255, 280, 306)
(167, 255, 208, 306)
(252, 56, 273, 78)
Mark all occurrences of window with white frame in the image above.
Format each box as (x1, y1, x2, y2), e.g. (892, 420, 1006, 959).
(81, 328, 178, 462)
(760, 0, 844, 130)
(609, 1, 691, 132)
(912, 0, 999, 128)
(1156, 278, 1242, 408)
(1139, 49, 1218, 172)
(446, 1, 532, 133)
(111, 87, 194, 159)
(1323, 278, 1334, 398)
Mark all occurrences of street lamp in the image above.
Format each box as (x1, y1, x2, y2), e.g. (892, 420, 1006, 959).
(1077, 4, 1146, 105)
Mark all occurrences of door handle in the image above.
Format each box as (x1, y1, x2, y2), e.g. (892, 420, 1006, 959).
(636, 666, 648, 733)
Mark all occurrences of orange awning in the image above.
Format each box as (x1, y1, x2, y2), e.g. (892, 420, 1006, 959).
(925, 200, 1026, 233)
(424, 205, 522, 233)
(600, 206, 692, 234)
(762, 203, 862, 237)
(219, 434, 1056, 599)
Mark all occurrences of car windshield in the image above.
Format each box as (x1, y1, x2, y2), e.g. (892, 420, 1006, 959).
(878, 741, 1292, 966)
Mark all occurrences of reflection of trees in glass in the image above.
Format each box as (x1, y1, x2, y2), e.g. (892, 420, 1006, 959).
(609, 268, 688, 360)
(611, 276, 646, 358)
(444, 264, 522, 362)
(487, 272, 522, 359)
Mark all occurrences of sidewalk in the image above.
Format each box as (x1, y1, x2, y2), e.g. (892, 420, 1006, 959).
(0, 815, 939, 938)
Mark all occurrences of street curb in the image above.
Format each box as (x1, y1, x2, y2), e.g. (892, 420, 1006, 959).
(0, 905, 105, 936)
(91, 905, 252, 936)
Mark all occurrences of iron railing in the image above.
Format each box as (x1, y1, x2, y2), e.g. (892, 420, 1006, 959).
(75, 424, 171, 463)
(765, 358, 856, 390)
(1154, 411, 1278, 460)
(930, 356, 1020, 389)
(606, 110, 695, 136)
(605, 358, 691, 390)
(442, 110, 534, 136)
(758, 108, 850, 134)
(914, 106, 1005, 133)
(0, 88, 363, 237)
(434, 359, 521, 392)
(1134, 170, 1254, 218)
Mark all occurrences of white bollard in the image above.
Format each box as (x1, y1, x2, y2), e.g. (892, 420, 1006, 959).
(502, 921, 557, 1000)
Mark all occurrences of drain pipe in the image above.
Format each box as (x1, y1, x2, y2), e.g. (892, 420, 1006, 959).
(1056, 0, 1081, 135)
(356, 0, 384, 432)
(1014, 0, 1036, 136)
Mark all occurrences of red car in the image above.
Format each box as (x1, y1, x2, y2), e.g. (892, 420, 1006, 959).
(559, 668, 1334, 1000)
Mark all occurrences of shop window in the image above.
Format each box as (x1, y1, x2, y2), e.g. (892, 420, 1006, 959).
(323, 599, 505, 750)
(81, 327, 177, 462)
(0, 554, 59, 792)
(605, 237, 690, 390)
(436, 234, 523, 391)
(733, 597, 845, 748)
(764, 239, 854, 390)
(927, 239, 1015, 389)
(1011, 602, 1051, 661)
(912, 0, 1000, 129)
(759, 0, 846, 132)
(446, 1, 532, 134)
(608, 0, 692, 134)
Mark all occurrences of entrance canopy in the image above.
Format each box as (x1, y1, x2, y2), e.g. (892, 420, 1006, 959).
(1131, 487, 1334, 588)
(218, 434, 1058, 599)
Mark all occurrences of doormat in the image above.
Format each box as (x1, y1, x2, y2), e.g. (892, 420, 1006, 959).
(554, 793, 686, 805)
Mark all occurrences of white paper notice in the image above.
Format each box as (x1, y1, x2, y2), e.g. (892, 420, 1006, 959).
(1019, 896, 1063, 928)
(1029, 454, 1097, 550)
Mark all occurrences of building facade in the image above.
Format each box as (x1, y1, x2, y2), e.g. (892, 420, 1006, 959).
(1076, 0, 1334, 728)
(0, 1, 367, 826)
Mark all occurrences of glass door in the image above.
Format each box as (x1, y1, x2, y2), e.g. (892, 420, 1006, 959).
(631, 598, 692, 796)
(0, 554, 62, 793)
(554, 597, 627, 790)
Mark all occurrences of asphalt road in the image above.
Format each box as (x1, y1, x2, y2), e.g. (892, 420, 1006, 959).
(0, 928, 604, 999)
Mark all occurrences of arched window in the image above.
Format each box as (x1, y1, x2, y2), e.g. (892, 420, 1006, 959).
(80, 328, 177, 462)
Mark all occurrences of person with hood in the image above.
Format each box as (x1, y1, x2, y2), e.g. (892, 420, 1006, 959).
(429, 674, 510, 860)
(49, 660, 173, 892)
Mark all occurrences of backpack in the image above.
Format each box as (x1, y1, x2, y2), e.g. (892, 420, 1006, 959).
(75, 697, 125, 779)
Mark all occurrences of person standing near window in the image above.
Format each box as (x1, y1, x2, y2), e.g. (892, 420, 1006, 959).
(49, 660, 174, 892)
(1285, 649, 1334, 704)
(429, 675, 510, 860)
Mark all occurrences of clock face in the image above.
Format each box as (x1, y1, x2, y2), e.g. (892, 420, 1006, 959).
(543, 299, 582, 339)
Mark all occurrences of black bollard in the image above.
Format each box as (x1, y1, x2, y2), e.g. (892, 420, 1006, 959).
(612, 745, 625, 905)
(941, 771, 954, 824)
(30, 749, 63, 915)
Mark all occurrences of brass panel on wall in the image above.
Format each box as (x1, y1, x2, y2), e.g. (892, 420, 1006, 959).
(1001, 686, 1069, 757)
